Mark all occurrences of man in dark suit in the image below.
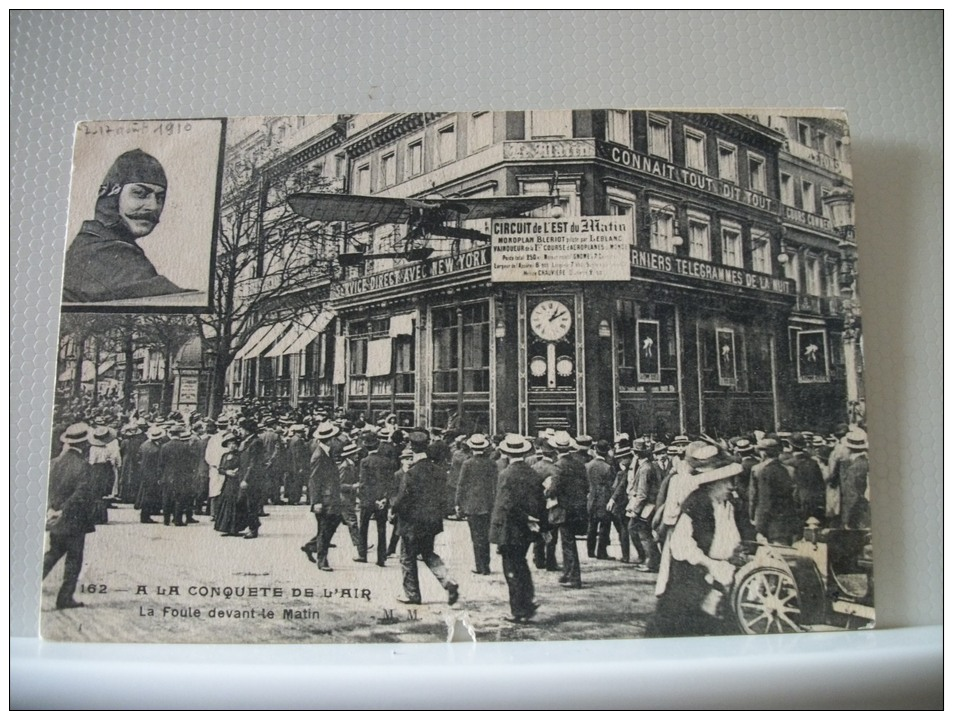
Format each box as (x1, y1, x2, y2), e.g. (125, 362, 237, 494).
(455, 433, 497, 575)
(306, 421, 342, 570)
(549, 431, 589, 588)
(43, 423, 98, 609)
(750, 438, 801, 545)
(159, 425, 197, 527)
(390, 430, 459, 605)
(357, 431, 393, 567)
(285, 424, 310, 505)
(490, 434, 546, 623)
(788, 433, 826, 528)
(585, 440, 614, 559)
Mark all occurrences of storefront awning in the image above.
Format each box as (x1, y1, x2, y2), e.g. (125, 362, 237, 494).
(236, 323, 285, 361)
(262, 315, 316, 359)
(283, 308, 336, 355)
(57, 360, 115, 382)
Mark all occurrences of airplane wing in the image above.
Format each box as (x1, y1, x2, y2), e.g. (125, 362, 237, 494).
(455, 195, 554, 221)
(287, 193, 415, 225)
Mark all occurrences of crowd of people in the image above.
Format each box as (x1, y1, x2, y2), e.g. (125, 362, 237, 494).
(44, 400, 871, 634)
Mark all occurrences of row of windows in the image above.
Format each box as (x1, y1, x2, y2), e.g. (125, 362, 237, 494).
(352, 112, 845, 209)
(780, 172, 835, 216)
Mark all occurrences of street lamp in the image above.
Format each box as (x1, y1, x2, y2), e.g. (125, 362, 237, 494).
(822, 183, 863, 423)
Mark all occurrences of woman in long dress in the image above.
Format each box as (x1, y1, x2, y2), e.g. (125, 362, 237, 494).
(213, 432, 243, 536)
(647, 442, 745, 637)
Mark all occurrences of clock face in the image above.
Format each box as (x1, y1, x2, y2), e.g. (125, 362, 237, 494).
(530, 299, 572, 341)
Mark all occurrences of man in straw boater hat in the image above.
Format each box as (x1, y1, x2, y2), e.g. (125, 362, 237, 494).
(840, 428, 871, 529)
(43, 423, 98, 609)
(390, 430, 460, 606)
(304, 421, 343, 570)
(547, 431, 589, 588)
(455, 433, 498, 575)
(337, 441, 366, 561)
(490, 433, 546, 623)
(136, 425, 165, 524)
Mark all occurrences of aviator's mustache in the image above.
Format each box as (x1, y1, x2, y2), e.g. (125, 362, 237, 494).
(125, 212, 160, 223)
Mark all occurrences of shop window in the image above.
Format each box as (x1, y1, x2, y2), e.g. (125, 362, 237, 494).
(394, 336, 415, 394)
(355, 163, 370, 195)
(687, 211, 711, 261)
(437, 123, 456, 165)
(747, 331, 773, 392)
(684, 128, 707, 173)
(721, 222, 743, 268)
(432, 302, 490, 394)
(748, 153, 766, 194)
(407, 140, 423, 177)
(606, 110, 632, 147)
(381, 152, 396, 187)
(802, 180, 816, 213)
(469, 111, 493, 152)
(780, 173, 795, 206)
(751, 229, 772, 274)
(528, 110, 572, 139)
(648, 115, 672, 160)
(615, 300, 678, 392)
(347, 319, 388, 397)
(649, 200, 676, 253)
(718, 141, 737, 183)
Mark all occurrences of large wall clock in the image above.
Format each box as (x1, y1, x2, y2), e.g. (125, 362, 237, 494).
(529, 299, 572, 341)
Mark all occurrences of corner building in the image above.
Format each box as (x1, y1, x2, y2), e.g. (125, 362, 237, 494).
(238, 111, 851, 438)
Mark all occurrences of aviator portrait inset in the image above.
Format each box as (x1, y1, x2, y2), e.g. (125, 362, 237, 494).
(62, 149, 194, 303)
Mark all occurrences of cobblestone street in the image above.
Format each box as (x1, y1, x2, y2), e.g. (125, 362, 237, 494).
(42, 503, 660, 644)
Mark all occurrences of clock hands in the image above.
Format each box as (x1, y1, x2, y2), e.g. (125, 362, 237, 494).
(549, 309, 567, 322)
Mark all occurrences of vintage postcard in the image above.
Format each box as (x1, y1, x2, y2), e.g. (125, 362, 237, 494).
(43, 109, 873, 643)
(61, 118, 225, 312)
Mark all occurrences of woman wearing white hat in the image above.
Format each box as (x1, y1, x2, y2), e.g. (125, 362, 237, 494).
(649, 445, 744, 637)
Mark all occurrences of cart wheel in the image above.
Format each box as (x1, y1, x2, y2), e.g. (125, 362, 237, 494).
(732, 565, 803, 634)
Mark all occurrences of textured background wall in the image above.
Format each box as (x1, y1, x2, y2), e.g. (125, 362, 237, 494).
(12, 11, 941, 641)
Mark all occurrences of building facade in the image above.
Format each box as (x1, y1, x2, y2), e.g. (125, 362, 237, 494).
(230, 110, 855, 438)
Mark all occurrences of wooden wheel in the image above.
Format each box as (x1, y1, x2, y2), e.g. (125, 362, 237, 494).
(731, 564, 804, 634)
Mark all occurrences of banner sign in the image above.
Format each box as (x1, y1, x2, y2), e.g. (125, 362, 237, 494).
(491, 217, 631, 282)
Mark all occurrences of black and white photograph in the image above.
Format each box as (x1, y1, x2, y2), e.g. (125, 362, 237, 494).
(61, 118, 225, 311)
(43, 109, 874, 645)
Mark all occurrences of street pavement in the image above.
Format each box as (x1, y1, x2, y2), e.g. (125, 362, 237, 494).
(41, 504, 661, 644)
